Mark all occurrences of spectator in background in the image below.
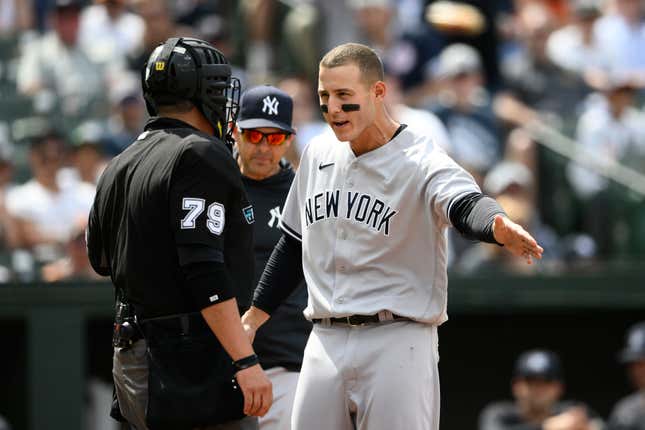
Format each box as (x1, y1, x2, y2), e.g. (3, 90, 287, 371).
(173, 0, 221, 27)
(103, 75, 146, 155)
(546, 0, 604, 76)
(497, 2, 590, 128)
(0, 128, 15, 207)
(41, 218, 102, 282)
(424, 0, 509, 92)
(69, 121, 109, 184)
(278, 76, 327, 168)
(78, 0, 144, 66)
(0, 0, 33, 37)
(353, 0, 445, 95)
(566, 72, 645, 256)
(5, 133, 95, 268)
(241, 0, 319, 83)
(104, 92, 145, 155)
(350, 0, 397, 66)
(385, 72, 451, 154)
(196, 13, 248, 90)
(127, 0, 195, 71)
(426, 43, 502, 184)
(16, 0, 108, 127)
(594, 0, 645, 80)
(0, 135, 15, 282)
(568, 73, 645, 201)
(609, 322, 645, 430)
(479, 349, 604, 430)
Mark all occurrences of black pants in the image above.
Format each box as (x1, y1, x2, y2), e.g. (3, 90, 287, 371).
(112, 340, 258, 430)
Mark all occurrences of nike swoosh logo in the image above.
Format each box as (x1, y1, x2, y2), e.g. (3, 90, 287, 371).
(319, 162, 334, 170)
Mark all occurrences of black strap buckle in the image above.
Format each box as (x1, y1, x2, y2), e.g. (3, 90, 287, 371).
(344, 315, 371, 326)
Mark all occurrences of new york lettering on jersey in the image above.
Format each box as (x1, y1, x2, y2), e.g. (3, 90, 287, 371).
(278, 126, 484, 324)
(303, 190, 397, 235)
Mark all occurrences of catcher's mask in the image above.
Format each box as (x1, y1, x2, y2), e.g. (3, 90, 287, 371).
(141, 37, 241, 142)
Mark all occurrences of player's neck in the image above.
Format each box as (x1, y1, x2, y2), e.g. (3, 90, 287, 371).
(163, 109, 215, 136)
(349, 110, 400, 157)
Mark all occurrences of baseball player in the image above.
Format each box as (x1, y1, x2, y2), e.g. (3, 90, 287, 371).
(479, 350, 603, 430)
(233, 85, 312, 430)
(609, 322, 645, 429)
(242, 43, 543, 430)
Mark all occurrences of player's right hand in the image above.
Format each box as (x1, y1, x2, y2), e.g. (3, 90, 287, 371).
(492, 215, 544, 264)
(235, 364, 273, 417)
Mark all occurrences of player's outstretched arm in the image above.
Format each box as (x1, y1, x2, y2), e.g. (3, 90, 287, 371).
(492, 215, 544, 264)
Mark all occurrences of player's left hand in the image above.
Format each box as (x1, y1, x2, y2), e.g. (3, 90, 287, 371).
(492, 215, 543, 264)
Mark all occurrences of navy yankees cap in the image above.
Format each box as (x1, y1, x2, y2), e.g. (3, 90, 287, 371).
(618, 321, 645, 364)
(513, 350, 564, 381)
(237, 85, 295, 134)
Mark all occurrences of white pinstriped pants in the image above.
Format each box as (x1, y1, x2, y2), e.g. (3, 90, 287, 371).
(291, 321, 440, 430)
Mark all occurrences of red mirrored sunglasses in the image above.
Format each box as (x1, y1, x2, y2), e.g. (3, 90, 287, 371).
(241, 129, 290, 146)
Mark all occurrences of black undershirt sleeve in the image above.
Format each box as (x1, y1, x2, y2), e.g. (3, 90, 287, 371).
(181, 261, 235, 310)
(449, 192, 506, 245)
(252, 233, 304, 315)
(178, 244, 233, 309)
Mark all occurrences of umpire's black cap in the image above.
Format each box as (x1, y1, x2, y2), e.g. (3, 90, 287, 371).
(619, 322, 645, 364)
(236, 85, 295, 134)
(513, 350, 564, 381)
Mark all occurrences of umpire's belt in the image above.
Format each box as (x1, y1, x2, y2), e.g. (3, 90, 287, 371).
(312, 312, 413, 327)
(139, 311, 208, 338)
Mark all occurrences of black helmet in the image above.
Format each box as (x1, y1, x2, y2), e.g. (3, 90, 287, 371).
(513, 350, 564, 382)
(619, 322, 645, 364)
(141, 37, 241, 142)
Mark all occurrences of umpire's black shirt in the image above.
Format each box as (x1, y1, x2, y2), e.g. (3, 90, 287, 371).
(241, 164, 311, 371)
(87, 117, 255, 319)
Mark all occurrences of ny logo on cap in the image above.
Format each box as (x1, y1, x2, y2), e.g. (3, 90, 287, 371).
(262, 96, 279, 115)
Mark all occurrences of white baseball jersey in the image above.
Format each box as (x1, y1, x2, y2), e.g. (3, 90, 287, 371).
(279, 125, 480, 324)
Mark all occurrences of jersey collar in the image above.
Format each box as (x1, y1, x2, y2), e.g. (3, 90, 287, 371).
(144, 116, 200, 133)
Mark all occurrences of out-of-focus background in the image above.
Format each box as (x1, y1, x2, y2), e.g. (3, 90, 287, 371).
(0, 0, 643, 429)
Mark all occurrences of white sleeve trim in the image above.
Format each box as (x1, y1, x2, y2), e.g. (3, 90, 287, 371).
(279, 220, 302, 242)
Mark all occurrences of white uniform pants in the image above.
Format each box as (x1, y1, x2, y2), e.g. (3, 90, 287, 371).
(258, 367, 300, 430)
(291, 321, 440, 430)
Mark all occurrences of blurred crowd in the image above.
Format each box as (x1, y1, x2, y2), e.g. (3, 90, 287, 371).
(0, 0, 644, 283)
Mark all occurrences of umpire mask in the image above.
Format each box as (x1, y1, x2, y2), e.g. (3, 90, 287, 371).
(142, 37, 241, 142)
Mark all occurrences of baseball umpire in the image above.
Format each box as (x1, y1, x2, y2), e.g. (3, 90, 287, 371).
(87, 37, 271, 430)
(241, 42, 543, 430)
(233, 85, 312, 430)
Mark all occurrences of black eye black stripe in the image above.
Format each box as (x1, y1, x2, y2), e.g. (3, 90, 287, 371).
(320, 104, 361, 113)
